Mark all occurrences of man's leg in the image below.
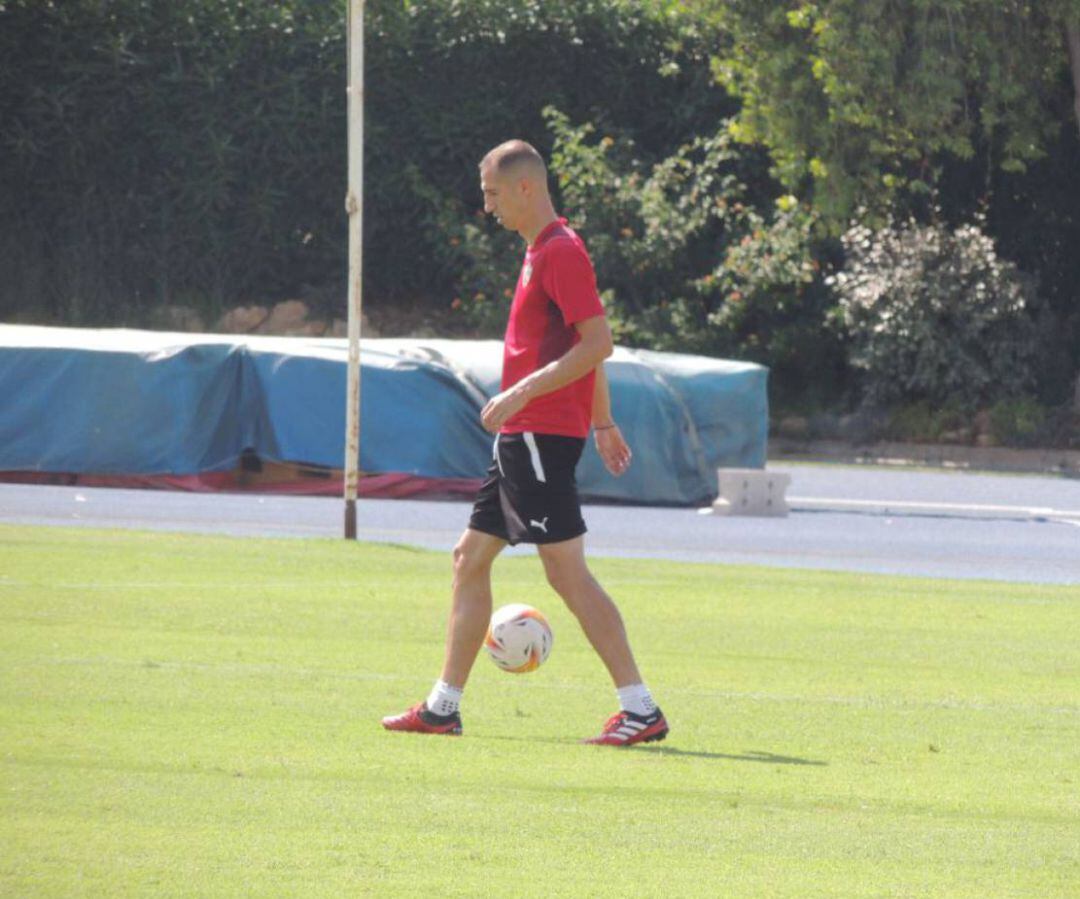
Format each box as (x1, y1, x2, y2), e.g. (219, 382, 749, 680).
(440, 527, 508, 688)
(536, 535, 641, 686)
(537, 535, 668, 746)
(382, 527, 506, 735)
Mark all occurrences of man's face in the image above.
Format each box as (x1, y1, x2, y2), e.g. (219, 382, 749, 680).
(480, 163, 522, 231)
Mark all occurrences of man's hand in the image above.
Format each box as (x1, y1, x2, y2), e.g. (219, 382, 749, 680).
(481, 387, 530, 433)
(594, 424, 631, 477)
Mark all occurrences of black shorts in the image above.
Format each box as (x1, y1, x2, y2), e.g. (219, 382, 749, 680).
(468, 432, 587, 546)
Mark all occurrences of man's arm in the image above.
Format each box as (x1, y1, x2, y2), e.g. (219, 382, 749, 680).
(591, 362, 632, 477)
(591, 361, 615, 428)
(480, 315, 613, 433)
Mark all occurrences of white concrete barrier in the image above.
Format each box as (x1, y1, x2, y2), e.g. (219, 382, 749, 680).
(711, 468, 791, 517)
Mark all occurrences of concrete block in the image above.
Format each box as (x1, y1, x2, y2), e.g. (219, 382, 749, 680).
(712, 468, 790, 517)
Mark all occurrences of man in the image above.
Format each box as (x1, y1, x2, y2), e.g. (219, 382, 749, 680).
(382, 140, 667, 746)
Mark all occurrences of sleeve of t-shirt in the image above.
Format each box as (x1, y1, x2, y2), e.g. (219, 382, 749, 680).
(541, 240, 605, 326)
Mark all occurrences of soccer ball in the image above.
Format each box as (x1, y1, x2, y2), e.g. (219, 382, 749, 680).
(483, 603, 553, 673)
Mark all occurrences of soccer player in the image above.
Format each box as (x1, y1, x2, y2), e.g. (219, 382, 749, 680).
(382, 140, 667, 746)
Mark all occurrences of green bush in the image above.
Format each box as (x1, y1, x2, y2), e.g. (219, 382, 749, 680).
(830, 215, 1038, 410)
(883, 401, 973, 444)
(538, 108, 843, 405)
(987, 398, 1048, 449)
(441, 106, 762, 339)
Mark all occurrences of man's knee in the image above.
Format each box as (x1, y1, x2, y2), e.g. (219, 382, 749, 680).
(452, 543, 477, 583)
(452, 536, 497, 586)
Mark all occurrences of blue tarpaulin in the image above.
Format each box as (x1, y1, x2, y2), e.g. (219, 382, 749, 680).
(0, 326, 768, 505)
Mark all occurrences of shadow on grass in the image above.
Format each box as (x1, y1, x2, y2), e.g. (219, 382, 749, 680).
(632, 746, 828, 766)
(365, 541, 432, 554)
(483, 735, 826, 766)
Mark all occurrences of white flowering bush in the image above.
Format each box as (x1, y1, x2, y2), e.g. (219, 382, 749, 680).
(830, 217, 1037, 408)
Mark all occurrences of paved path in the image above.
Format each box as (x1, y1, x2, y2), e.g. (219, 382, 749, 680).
(2, 465, 1078, 585)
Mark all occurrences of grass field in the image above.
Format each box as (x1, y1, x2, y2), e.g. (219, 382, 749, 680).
(1, 524, 1078, 897)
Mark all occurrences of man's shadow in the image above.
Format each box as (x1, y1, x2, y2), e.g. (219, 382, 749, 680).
(630, 746, 827, 766)
(485, 735, 826, 766)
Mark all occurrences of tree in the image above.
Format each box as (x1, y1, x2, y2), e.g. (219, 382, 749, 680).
(710, 0, 1080, 223)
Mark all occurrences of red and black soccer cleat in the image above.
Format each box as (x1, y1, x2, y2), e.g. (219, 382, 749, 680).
(381, 702, 463, 736)
(583, 708, 669, 746)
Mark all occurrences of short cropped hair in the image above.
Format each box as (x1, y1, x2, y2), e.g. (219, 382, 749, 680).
(480, 140, 547, 177)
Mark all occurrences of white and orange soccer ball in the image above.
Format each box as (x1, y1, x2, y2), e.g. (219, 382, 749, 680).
(483, 603, 553, 673)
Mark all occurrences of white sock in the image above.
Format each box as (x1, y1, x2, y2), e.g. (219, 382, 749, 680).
(425, 680, 463, 717)
(616, 684, 657, 717)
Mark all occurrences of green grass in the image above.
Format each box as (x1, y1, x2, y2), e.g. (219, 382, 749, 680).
(1, 524, 1078, 898)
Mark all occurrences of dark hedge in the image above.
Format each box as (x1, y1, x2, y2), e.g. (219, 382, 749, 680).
(0, 0, 731, 325)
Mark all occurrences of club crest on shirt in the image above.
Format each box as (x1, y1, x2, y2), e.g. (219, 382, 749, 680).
(522, 262, 533, 286)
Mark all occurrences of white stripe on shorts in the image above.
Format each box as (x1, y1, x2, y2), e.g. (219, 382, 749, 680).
(522, 432, 547, 483)
(493, 435, 504, 477)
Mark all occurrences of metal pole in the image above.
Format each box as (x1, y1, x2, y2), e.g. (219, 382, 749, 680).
(344, 0, 364, 539)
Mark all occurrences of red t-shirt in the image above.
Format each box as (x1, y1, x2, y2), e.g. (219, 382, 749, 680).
(500, 218, 605, 438)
